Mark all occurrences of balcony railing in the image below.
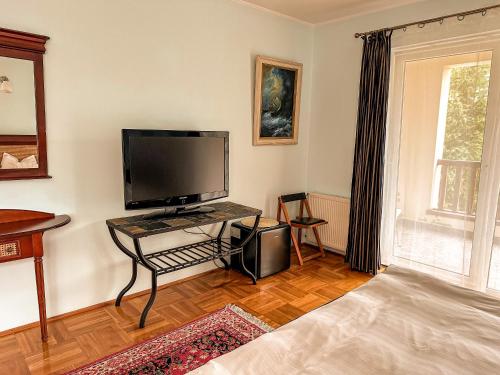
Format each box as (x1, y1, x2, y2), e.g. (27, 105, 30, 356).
(436, 159, 481, 215)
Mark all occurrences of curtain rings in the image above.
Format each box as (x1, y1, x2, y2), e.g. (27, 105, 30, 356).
(482, 9, 488, 16)
(417, 23, 425, 28)
(439, 18, 444, 25)
(457, 15, 465, 21)
(402, 26, 407, 32)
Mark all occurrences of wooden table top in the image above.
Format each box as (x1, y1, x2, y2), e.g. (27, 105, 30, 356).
(0, 215, 71, 238)
(107, 201, 262, 238)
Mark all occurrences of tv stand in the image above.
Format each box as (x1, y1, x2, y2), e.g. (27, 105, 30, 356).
(106, 201, 261, 328)
(142, 205, 216, 220)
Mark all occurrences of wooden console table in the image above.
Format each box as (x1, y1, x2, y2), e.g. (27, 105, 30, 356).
(0, 210, 70, 342)
(106, 201, 261, 328)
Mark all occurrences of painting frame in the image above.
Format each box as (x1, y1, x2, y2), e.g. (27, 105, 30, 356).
(253, 56, 303, 146)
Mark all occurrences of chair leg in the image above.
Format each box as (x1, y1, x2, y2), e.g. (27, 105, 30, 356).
(290, 229, 303, 266)
(313, 227, 325, 257)
(297, 228, 302, 246)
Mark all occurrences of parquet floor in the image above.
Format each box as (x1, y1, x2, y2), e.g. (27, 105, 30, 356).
(0, 249, 372, 374)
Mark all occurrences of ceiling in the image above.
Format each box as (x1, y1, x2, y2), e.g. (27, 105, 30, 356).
(240, 0, 426, 24)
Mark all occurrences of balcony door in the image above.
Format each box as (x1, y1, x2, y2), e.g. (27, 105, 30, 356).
(382, 34, 500, 294)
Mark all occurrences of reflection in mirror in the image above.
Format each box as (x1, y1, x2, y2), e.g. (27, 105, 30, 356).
(0, 56, 38, 170)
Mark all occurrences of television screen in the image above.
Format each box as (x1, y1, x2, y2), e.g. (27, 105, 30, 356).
(122, 130, 229, 210)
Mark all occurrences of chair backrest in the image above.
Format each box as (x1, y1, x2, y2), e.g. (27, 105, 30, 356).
(280, 192, 307, 203)
(278, 192, 312, 223)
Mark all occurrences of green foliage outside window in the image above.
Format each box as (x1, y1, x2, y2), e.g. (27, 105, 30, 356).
(443, 64, 490, 161)
(441, 63, 490, 213)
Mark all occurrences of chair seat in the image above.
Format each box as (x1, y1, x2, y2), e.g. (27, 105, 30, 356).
(291, 217, 327, 227)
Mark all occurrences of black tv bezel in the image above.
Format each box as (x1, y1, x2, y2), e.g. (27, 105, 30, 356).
(122, 129, 229, 211)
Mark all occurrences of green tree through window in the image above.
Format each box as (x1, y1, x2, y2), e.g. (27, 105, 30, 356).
(440, 62, 491, 213)
(443, 64, 491, 161)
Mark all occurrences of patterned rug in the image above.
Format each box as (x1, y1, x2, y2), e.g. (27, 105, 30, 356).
(67, 305, 272, 375)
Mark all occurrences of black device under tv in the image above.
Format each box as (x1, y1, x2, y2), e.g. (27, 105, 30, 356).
(230, 221, 291, 279)
(122, 129, 229, 219)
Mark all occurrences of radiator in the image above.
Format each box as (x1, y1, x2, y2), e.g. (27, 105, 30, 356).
(305, 193, 350, 254)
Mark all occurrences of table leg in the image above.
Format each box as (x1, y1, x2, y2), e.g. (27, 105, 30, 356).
(139, 270, 158, 328)
(34, 257, 48, 342)
(217, 221, 230, 270)
(116, 259, 138, 306)
(240, 250, 257, 285)
(133, 238, 159, 328)
(238, 214, 261, 285)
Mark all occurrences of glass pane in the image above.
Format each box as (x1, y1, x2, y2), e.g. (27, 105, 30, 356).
(394, 51, 492, 276)
(487, 195, 500, 290)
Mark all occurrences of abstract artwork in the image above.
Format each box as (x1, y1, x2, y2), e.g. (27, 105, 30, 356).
(253, 56, 302, 145)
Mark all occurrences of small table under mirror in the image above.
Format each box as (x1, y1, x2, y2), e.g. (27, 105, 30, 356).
(0, 28, 50, 180)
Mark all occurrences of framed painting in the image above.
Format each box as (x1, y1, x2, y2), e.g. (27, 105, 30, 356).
(253, 56, 303, 145)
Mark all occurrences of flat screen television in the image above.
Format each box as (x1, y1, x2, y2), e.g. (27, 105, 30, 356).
(122, 129, 229, 215)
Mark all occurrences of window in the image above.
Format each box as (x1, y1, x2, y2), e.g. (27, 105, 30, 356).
(382, 36, 500, 294)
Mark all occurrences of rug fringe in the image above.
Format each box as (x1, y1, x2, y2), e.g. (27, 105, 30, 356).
(226, 304, 274, 332)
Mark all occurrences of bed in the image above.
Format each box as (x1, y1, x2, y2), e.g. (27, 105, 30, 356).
(192, 266, 500, 374)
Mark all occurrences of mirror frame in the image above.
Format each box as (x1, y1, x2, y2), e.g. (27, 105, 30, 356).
(0, 27, 49, 180)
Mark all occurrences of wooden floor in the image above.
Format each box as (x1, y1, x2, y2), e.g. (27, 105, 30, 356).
(0, 250, 371, 374)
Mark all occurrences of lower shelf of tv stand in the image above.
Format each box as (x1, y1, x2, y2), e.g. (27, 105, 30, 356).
(144, 238, 241, 275)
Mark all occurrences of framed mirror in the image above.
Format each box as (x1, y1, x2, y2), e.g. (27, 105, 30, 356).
(0, 28, 49, 180)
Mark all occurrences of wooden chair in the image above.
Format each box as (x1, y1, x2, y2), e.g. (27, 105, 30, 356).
(277, 193, 327, 266)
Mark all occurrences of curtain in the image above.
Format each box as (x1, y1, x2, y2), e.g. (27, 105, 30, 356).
(345, 31, 392, 275)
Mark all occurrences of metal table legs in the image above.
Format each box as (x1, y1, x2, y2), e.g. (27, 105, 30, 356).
(108, 215, 260, 328)
(115, 259, 137, 307)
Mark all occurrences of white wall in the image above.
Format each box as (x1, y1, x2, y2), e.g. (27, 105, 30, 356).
(0, 0, 313, 331)
(307, 0, 500, 198)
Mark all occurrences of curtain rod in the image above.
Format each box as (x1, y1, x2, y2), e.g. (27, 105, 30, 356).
(354, 4, 500, 39)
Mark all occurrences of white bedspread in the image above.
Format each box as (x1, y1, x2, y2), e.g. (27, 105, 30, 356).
(192, 266, 500, 374)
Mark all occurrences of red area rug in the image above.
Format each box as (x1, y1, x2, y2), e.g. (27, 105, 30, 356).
(67, 304, 272, 375)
